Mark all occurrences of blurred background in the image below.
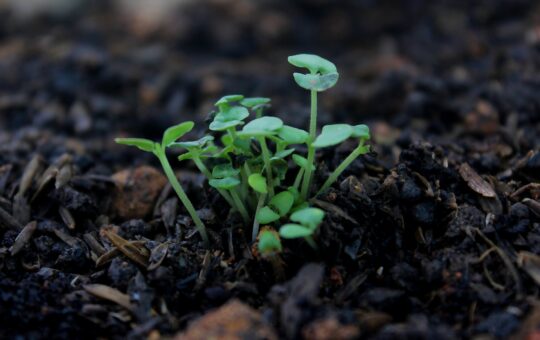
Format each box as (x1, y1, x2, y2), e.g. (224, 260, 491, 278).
(0, 0, 539, 169)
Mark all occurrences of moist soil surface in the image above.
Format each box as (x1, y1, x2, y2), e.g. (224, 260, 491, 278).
(1, 1, 540, 339)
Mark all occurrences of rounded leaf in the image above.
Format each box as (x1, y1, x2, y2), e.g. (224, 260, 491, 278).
(209, 119, 243, 131)
(290, 207, 325, 229)
(162, 121, 194, 147)
(279, 224, 313, 239)
(248, 173, 267, 193)
(256, 206, 280, 224)
(277, 125, 309, 144)
(215, 94, 244, 106)
(272, 148, 295, 160)
(293, 72, 339, 92)
(216, 106, 250, 122)
(115, 138, 155, 153)
(312, 124, 353, 148)
(269, 191, 294, 217)
(288, 54, 337, 74)
(208, 177, 240, 189)
(241, 97, 270, 108)
(242, 116, 283, 136)
(352, 124, 370, 139)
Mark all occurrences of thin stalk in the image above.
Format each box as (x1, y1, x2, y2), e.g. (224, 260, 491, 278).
(192, 155, 235, 208)
(255, 108, 263, 118)
(251, 193, 267, 242)
(229, 189, 250, 223)
(293, 167, 304, 191)
(315, 140, 366, 197)
(258, 136, 275, 197)
(156, 149, 209, 246)
(300, 90, 317, 200)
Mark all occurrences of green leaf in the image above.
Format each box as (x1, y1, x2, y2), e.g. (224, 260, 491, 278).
(292, 72, 339, 92)
(352, 124, 370, 139)
(256, 206, 280, 224)
(277, 125, 309, 144)
(212, 163, 239, 178)
(240, 97, 270, 108)
(290, 207, 325, 229)
(162, 121, 195, 147)
(215, 94, 244, 106)
(269, 191, 294, 216)
(241, 116, 284, 137)
(115, 138, 155, 152)
(258, 229, 282, 254)
(288, 54, 337, 74)
(272, 148, 295, 160)
(312, 124, 353, 148)
(216, 106, 250, 122)
(209, 119, 243, 131)
(172, 135, 214, 149)
(279, 224, 313, 239)
(178, 153, 194, 161)
(208, 177, 240, 189)
(292, 154, 315, 171)
(248, 173, 267, 193)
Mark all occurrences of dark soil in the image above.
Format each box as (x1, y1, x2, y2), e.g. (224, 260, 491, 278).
(1, 1, 540, 339)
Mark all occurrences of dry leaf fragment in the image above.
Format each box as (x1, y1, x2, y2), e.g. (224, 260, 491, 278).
(459, 163, 496, 198)
(103, 229, 149, 267)
(84, 284, 134, 312)
(10, 221, 37, 256)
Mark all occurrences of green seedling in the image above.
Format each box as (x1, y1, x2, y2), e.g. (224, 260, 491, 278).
(288, 54, 339, 200)
(280, 207, 325, 248)
(116, 53, 371, 250)
(116, 122, 209, 246)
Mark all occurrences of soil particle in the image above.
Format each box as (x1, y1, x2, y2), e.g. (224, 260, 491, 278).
(175, 299, 278, 340)
(302, 317, 360, 340)
(111, 166, 167, 220)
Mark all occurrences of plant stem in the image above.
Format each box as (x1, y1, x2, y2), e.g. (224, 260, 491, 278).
(293, 167, 304, 191)
(192, 155, 235, 208)
(230, 189, 250, 223)
(252, 193, 267, 242)
(300, 90, 317, 200)
(258, 136, 275, 197)
(156, 149, 209, 246)
(256, 108, 263, 118)
(315, 140, 366, 197)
